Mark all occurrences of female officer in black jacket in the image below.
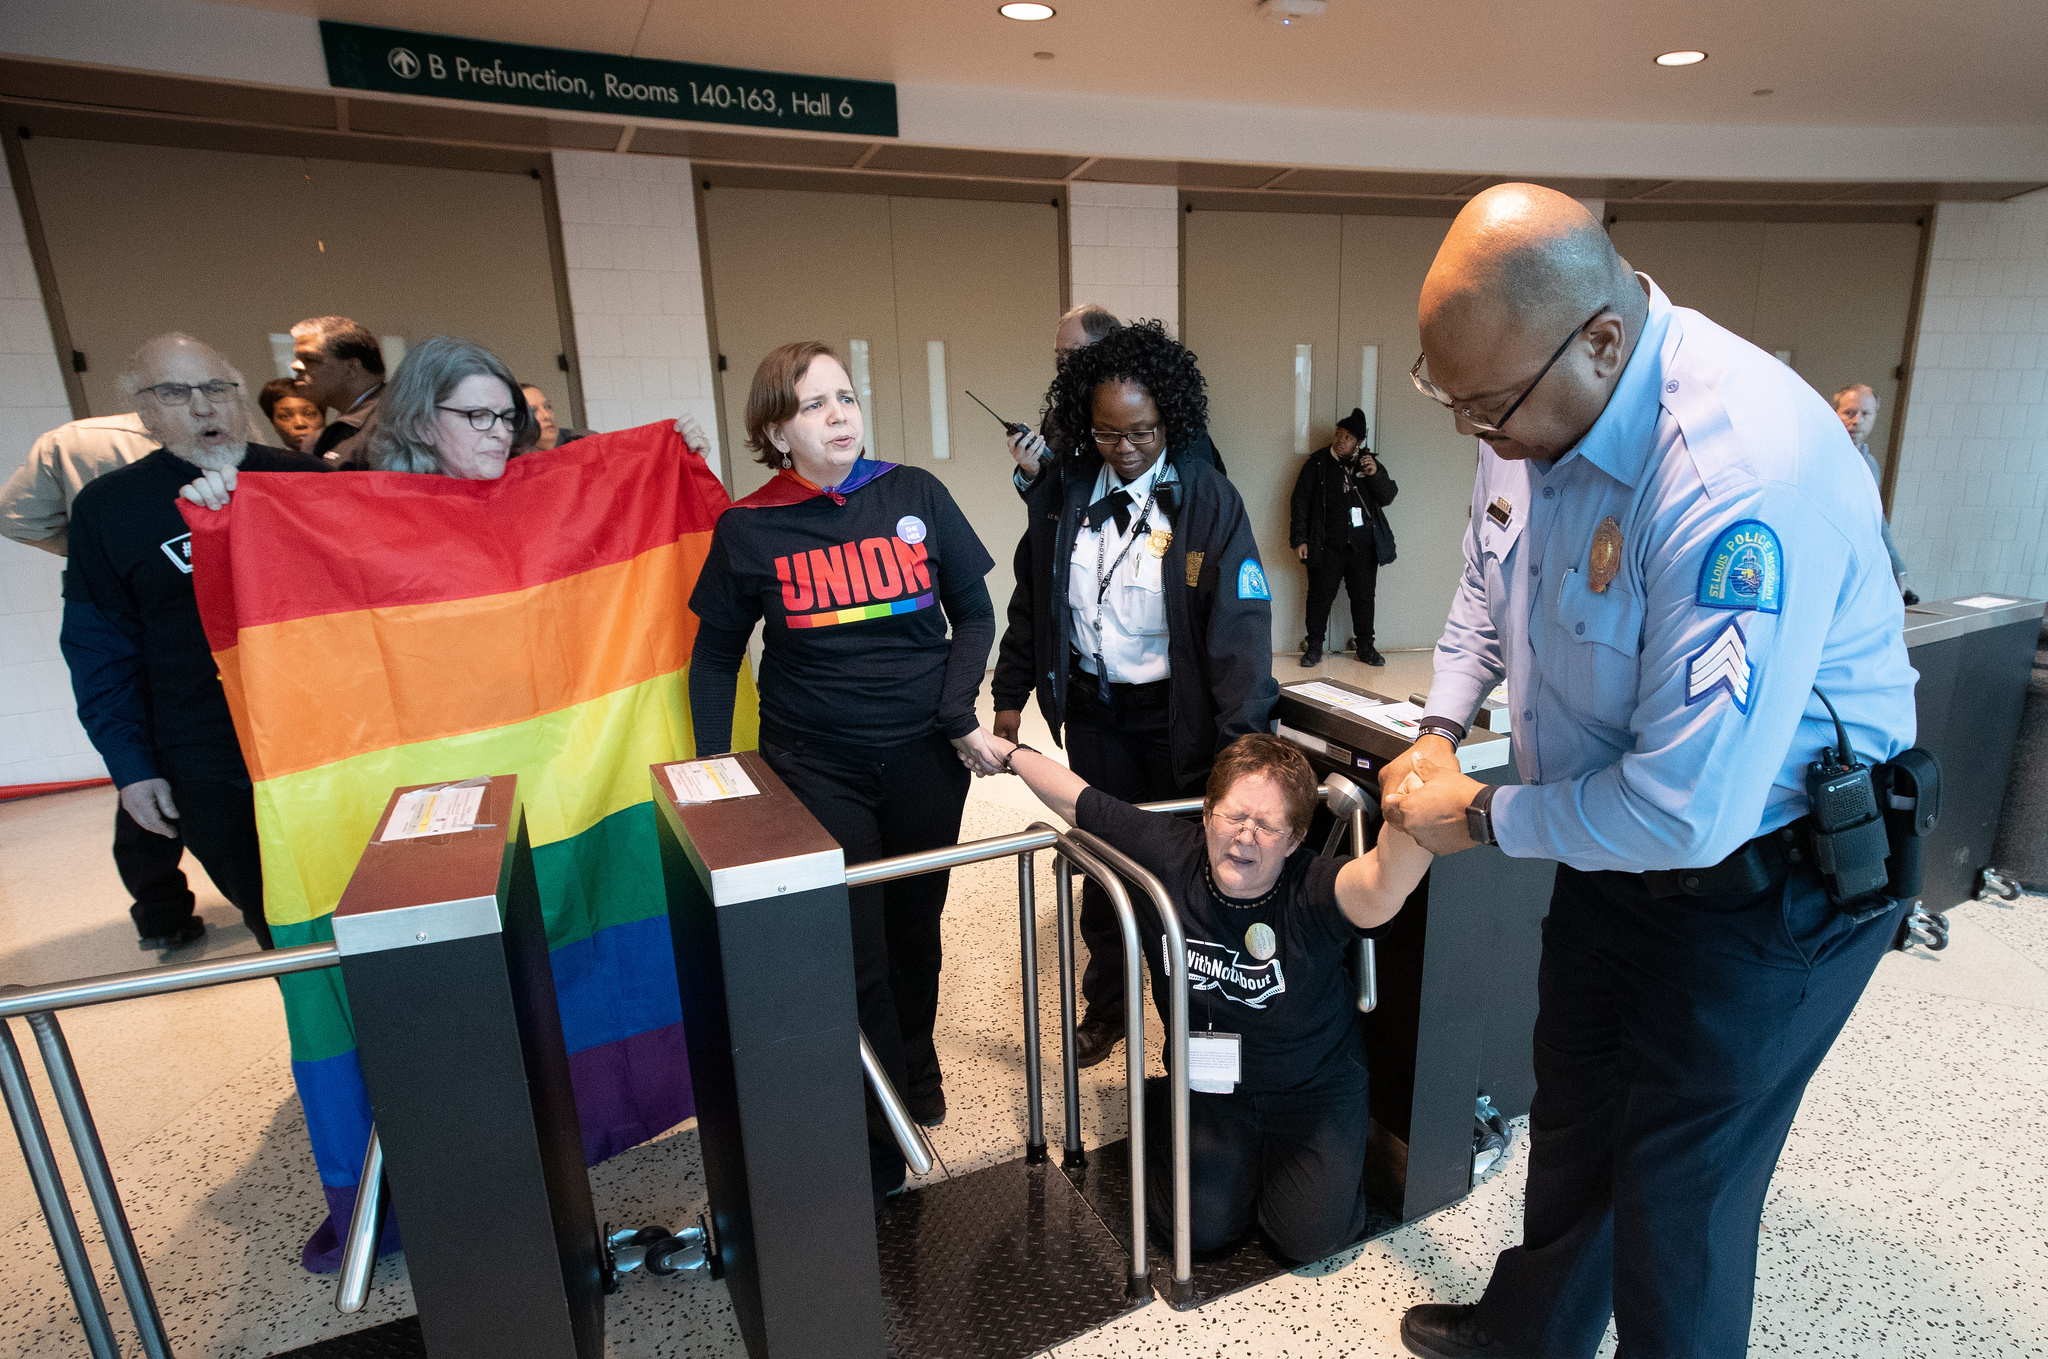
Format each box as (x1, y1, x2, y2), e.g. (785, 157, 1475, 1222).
(1289, 407, 1397, 667)
(990, 320, 1278, 1069)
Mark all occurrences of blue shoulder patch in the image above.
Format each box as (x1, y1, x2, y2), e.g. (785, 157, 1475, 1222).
(1237, 558, 1271, 601)
(1696, 520, 1782, 614)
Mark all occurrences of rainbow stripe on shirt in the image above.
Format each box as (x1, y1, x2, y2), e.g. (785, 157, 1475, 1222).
(786, 591, 936, 628)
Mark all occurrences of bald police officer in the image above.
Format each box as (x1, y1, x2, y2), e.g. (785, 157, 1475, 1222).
(1382, 186, 1917, 1358)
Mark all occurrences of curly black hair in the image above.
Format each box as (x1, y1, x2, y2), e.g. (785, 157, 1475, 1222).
(1045, 318, 1209, 465)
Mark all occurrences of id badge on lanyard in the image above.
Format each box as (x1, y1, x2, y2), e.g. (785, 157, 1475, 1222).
(1188, 1031, 1242, 1094)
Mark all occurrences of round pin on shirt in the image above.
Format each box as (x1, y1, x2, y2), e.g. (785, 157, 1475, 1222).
(1245, 922, 1277, 961)
(897, 515, 926, 545)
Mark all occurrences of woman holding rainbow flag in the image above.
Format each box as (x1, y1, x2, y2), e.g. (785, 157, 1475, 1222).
(687, 340, 1003, 1212)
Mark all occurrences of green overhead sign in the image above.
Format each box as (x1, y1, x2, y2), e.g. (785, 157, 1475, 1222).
(319, 21, 898, 138)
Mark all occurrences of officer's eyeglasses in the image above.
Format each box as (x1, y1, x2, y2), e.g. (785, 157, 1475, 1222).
(438, 405, 521, 433)
(140, 380, 239, 405)
(1090, 427, 1161, 450)
(1410, 304, 1611, 436)
(1210, 811, 1296, 845)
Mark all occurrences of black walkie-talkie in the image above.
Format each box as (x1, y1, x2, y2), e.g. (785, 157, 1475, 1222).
(1805, 687, 1892, 911)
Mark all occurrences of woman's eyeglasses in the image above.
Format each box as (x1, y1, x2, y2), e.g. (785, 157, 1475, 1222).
(1211, 811, 1296, 845)
(1090, 428, 1161, 450)
(438, 405, 521, 433)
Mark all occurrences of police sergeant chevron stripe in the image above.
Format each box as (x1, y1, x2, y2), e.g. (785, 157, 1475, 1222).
(1685, 618, 1753, 713)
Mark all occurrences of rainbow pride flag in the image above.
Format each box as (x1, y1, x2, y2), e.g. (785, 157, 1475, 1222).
(183, 424, 753, 1269)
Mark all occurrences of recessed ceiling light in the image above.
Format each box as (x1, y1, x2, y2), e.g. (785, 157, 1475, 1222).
(1655, 50, 1708, 66)
(1000, 3, 1056, 19)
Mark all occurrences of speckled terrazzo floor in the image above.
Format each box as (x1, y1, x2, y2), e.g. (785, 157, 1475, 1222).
(3, 654, 2045, 1358)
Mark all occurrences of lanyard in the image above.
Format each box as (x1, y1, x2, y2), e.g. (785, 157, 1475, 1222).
(1090, 482, 1158, 690)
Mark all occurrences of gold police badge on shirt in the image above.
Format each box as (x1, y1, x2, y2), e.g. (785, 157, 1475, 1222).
(1588, 517, 1622, 593)
(1146, 529, 1172, 559)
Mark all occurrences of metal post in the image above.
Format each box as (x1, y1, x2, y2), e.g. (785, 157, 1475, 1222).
(336, 1126, 386, 1314)
(1054, 856, 1083, 1166)
(24, 1012, 171, 1359)
(1066, 828, 1193, 1304)
(858, 1031, 933, 1176)
(0, 1017, 121, 1359)
(1351, 809, 1379, 1015)
(1018, 851, 1047, 1163)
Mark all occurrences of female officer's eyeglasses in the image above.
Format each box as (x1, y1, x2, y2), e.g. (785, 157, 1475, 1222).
(1090, 427, 1161, 449)
(1211, 811, 1296, 845)
(438, 405, 522, 432)
(1410, 304, 1611, 436)
(140, 380, 239, 405)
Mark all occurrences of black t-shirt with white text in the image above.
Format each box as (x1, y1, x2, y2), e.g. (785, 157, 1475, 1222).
(1078, 787, 1388, 1093)
(690, 466, 994, 749)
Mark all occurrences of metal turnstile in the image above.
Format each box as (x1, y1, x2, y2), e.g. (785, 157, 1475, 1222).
(1273, 679, 1556, 1222)
(1901, 594, 2047, 912)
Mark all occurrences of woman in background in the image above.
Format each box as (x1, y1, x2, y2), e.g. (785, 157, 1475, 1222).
(259, 377, 325, 451)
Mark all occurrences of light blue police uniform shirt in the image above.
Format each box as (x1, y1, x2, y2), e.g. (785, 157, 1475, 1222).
(1424, 275, 1919, 873)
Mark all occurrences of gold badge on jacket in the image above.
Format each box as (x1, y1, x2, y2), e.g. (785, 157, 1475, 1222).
(1146, 529, 1173, 559)
(1588, 517, 1622, 593)
(1185, 551, 1204, 587)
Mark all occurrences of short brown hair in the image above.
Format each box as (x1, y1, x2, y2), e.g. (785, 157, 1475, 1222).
(745, 340, 841, 467)
(1204, 734, 1318, 837)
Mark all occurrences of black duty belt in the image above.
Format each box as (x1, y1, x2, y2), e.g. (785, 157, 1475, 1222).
(1638, 820, 1810, 899)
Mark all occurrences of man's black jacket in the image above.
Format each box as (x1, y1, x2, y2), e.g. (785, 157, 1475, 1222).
(1289, 446, 1398, 565)
(992, 443, 1277, 789)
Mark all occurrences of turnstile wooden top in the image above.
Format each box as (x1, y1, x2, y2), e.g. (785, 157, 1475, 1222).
(335, 774, 518, 922)
(651, 750, 840, 874)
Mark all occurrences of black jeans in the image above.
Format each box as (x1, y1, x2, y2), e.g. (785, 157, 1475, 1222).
(1142, 1067, 1372, 1264)
(1303, 529, 1379, 651)
(1472, 864, 1898, 1358)
(167, 777, 272, 949)
(758, 729, 970, 1197)
(1063, 668, 1194, 1027)
(115, 801, 195, 939)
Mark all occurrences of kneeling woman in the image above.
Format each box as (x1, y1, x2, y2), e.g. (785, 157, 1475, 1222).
(689, 341, 1002, 1209)
(987, 731, 1431, 1262)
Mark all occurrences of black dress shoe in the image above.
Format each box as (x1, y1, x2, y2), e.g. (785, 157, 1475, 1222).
(1300, 646, 1323, 667)
(906, 1084, 946, 1128)
(1361, 646, 1387, 666)
(138, 917, 206, 952)
(1074, 1014, 1125, 1068)
(1902, 589, 1920, 606)
(1400, 1304, 1501, 1358)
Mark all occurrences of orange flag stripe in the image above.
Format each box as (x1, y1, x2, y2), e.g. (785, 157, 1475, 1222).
(217, 531, 712, 782)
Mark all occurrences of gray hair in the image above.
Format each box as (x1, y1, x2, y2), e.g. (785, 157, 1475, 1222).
(1831, 383, 1877, 409)
(360, 336, 536, 473)
(1060, 303, 1121, 344)
(113, 332, 260, 438)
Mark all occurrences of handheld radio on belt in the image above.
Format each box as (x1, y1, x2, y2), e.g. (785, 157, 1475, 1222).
(1806, 687, 1940, 921)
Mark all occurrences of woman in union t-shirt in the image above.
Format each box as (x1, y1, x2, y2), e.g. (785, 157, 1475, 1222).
(986, 727, 1432, 1263)
(688, 340, 1004, 1211)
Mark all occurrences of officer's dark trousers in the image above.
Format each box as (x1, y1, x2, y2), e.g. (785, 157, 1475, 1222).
(758, 729, 969, 1199)
(1064, 667, 1189, 1028)
(115, 801, 195, 939)
(1473, 863, 1898, 1358)
(1302, 529, 1379, 651)
(166, 778, 272, 949)
(1141, 1070, 1373, 1264)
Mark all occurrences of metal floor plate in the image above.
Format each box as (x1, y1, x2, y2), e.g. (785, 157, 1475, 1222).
(270, 1316, 425, 1358)
(1064, 1137, 1403, 1309)
(876, 1154, 1149, 1359)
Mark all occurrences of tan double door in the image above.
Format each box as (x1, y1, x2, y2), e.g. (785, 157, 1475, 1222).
(1185, 210, 1468, 653)
(700, 187, 1063, 617)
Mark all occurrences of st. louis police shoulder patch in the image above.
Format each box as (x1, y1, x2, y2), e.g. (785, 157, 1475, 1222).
(1686, 618, 1752, 714)
(1237, 558, 1270, 601)
(1696, 519, 1782, 613)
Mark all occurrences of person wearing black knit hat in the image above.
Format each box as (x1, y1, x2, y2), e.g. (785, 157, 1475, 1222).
(1289, 406, 1398, 667)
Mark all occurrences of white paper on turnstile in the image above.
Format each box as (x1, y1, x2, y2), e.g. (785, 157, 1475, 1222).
(666, 757, 761, 804)
(381, 785, 485, 842)
(1951, 594, 2017, 609)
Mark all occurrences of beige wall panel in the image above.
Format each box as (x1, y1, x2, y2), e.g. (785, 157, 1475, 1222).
(1183, 210, 1342, 658)
(1610, 220, 1768, 341)
(24, 137, 569, 428)
(699, 186, 903, 502)
(1750, 222, 1922, 466)
(886, 194, 1064, 617)
(1337, 213, 1474, 653)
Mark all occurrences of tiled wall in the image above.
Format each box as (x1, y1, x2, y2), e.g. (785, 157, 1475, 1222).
(0, 171, 104, 786)
(550, 149, 722, 476)
(1067, 182, 1180, 335)
(1889, 197, 2048, 604)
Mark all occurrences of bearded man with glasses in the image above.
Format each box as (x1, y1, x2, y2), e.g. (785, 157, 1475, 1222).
(1381, 186, 1918, 1359)
(991, 319, 1278, 1072)
(59, 332, 328, 951)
